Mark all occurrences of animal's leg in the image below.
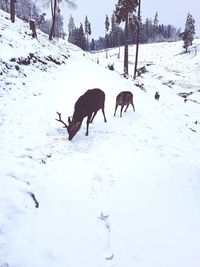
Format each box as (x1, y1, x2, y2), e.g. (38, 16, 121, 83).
(90, 111, 97, 123)
(131, 101, 135, 111)
(102, 108, 107, 122)
(120, 106, 124, 117)
(114, 104, 118, 116)
(124, 104, 129, 112)
(86, 114, 93, 136)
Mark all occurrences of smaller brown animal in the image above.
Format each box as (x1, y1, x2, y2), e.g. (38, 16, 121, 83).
(155, 91, 160, 101)
(114, 91, 135, 117)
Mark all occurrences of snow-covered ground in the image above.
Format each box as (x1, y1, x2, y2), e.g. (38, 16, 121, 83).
(0, 9, 200, 267)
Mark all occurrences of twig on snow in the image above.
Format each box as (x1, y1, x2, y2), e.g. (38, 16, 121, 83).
(28, 192, 39, 208)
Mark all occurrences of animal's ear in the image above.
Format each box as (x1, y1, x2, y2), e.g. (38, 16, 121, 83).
(68, 116, 72, 124)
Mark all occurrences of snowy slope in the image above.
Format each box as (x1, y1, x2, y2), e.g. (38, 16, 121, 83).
(0, 9, 200, 267)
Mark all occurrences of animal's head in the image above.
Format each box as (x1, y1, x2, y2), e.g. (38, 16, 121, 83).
(67, 117, 81, 140)
(56, 112, 81, 141)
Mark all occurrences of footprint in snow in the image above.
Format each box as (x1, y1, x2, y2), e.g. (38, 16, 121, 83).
(90, 175, 103, 199)
(98, 212, 114, 264)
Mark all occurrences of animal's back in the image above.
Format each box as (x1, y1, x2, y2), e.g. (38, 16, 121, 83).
(74, 88, 105, 121)
(117, 91, 133, 105)
(85, 88, 105, 109)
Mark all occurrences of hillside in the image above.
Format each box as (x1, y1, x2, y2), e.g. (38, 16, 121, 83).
(0, 9, 200, 267)
(93, 38, 200, 102)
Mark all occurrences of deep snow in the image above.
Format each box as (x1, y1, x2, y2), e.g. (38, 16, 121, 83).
(0, 9, 200, 267)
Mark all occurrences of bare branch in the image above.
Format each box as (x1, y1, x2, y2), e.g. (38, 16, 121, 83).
(28, 192, 39, 208)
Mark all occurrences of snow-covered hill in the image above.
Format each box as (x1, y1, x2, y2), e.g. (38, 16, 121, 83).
(0, 9, 200, 267)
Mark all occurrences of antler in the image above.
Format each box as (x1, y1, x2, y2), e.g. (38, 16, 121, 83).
(55, 112, 68, 128)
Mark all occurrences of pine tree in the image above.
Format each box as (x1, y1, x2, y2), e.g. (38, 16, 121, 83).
(105, 15, 110, 33)
(90, 38, 95, 51)
(153, 11, 159, 41)
(182, 13, 195, 52)
(56, 10, 65, 38)
(84, 16, 91, 51)
(105, 15, 110, 50)
(75, 23, 86, 50)
(133, 0, 141, 79)
(128, 12, 138, 44)
(110, 12, 119, 47)
(114, 0, 138, 77)
(68, 15, 76, 43)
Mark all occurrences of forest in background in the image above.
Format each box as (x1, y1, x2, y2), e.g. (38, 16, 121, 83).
(0, 0, 182, 51)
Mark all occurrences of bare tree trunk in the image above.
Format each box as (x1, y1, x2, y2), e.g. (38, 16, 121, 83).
(123, 15, 129, 77)
(51, 0, 54, 18)
(49, 0, 57, 40)
(10, 0, 16, 23)
(133, 0, 141, 79)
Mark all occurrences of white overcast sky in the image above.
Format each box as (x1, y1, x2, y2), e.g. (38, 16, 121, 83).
(64, 0, 200, 39)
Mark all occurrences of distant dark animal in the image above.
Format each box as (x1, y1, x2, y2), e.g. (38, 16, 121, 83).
(114, 91, 135, 117)
(56, 88, 107, 140)
(154, 91, 160, 101)
(108, 63, 114, 71)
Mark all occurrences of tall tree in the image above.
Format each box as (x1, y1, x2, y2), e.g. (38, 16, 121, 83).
(90, 38, 95, 51)
(56, 9, 65, 38)
(77, 23, 86, 50)
(48, 0, 76, 41)
(128, 11, 138, 43)
(153, 11, 159, 41)
(105, 14, 110, 34)
(105, 14, 110, 52)
(68, 15, 76, 43)
(182, 13, 195, 52)
(133, 0, 141, 79)
(110, 12, 118, 47)
(84, 15, 91, 51)
(10, 0, 16, 23)
(114, 0, 138, 77)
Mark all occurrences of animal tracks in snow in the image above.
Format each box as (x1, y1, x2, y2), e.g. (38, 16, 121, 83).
(98, 212, 115, 265)
(90, 175, 103, 199)
(88, 155, 116, 265)
(90, 163, 115, 200)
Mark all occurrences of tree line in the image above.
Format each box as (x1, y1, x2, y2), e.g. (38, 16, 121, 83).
(0, 0, 76, 40)
(93, 12, 181, 51)
(0, 0, 196, 76)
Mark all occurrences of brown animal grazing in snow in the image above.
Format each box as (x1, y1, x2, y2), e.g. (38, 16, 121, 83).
(155, 91, 160, 101)
(114, 91, 135, 117)
(56, 88, 107, 140)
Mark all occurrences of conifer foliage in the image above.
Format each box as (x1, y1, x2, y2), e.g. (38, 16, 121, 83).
(105, 15, 110, 49)
(67, 16, 87, 50)
(182, 13, 195, 53)
(84, 16, 91, 51)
